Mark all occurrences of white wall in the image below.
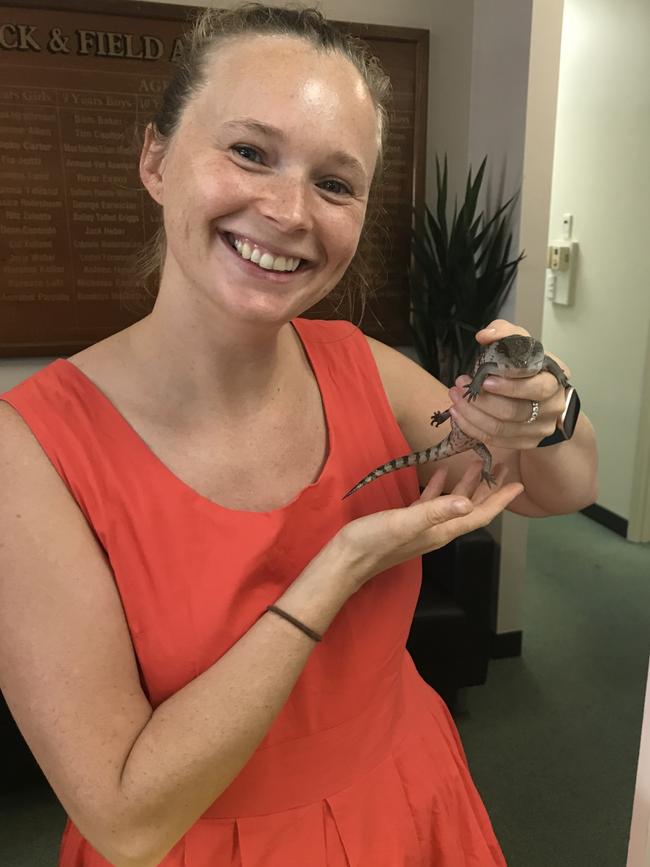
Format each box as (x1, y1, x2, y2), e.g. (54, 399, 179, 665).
(542, 0, 650, 522)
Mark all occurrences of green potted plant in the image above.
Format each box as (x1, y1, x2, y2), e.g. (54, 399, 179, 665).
(409, 155, 525, 386)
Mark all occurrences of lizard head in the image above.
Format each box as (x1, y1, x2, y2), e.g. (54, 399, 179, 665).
(495, 335, 545, 369)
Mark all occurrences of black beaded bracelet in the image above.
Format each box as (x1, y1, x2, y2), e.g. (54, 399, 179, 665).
(265, 605, 323, 642)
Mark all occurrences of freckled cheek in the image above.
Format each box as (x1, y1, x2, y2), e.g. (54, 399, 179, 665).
(177, 176, 240, 237)
(332, 213, 363, 260)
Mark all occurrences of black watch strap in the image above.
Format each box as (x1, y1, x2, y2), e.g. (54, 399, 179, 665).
(537, 427, 567, 447)
(537, 387, 581, 448)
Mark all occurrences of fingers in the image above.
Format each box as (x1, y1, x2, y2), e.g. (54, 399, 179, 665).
(407, 490, 473, 532)
(470, 464, 510, 506)
(449, 461, 483, 499)
(468, 480, 524, 524)
(449, 381, 562, 447)
(421, 461, 508, 509)
(449, 401, 557, 448)
(473, 482, 524, 527)
(435, 478, 523, 536)
(451, 398, 552, 440)
(455, 373, 561, 407)
(416, 467, 448, 504)
(450, 461, 509, 504)
(475, 320, 530, 344)
(412, 475, 523, 554)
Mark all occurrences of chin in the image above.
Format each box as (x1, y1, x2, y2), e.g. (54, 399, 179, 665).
(213, 292, 304, 328)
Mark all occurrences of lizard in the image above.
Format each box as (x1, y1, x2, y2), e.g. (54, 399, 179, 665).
(342, 334, 570, 499)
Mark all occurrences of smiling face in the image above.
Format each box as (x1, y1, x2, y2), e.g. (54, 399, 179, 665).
(140, 34, 380, 326)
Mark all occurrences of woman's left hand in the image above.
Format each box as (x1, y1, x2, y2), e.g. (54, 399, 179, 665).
(448, 319, 570, 452)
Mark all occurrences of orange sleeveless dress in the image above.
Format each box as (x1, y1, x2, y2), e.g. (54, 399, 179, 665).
(1, 318, 506, 866)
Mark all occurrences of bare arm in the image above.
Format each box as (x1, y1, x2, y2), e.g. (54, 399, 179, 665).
(0, 401, 521, 867)
(492, 412, 598, 516)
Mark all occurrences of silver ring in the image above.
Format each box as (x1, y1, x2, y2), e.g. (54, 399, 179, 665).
(526, 400, 540, 424)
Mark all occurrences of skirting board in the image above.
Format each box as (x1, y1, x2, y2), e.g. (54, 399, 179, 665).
(491, 630, 523, 659)
(581, 504, 628, 538)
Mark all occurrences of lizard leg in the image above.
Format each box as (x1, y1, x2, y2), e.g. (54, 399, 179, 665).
(431, 408, 451, 426)
(471, 442, 497, 486)
(464, 362, 499, 401)
(541, 355, 570, 388)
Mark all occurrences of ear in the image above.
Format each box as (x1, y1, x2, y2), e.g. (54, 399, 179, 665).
(139, 122, 167, 206)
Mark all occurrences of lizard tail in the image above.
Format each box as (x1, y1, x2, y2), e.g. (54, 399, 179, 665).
(342, 447, 438, 499)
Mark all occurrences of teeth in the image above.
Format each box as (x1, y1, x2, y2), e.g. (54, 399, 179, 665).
(230, 235, 301, 272)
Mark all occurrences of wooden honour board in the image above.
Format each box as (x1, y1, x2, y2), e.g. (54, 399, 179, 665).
(0, 1, 428, 356)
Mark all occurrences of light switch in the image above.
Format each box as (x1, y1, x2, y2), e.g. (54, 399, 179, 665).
(547, 241, 578, 306)
(548, 243, 572, 271)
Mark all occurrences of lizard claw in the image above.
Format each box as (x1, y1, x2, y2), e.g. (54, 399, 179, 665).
(481, 470, 498, 487)
(431, 410, 450, 427)
(463, 383, 481, 402)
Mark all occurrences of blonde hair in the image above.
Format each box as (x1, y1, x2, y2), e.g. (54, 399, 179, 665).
(129, 2, 393, 323)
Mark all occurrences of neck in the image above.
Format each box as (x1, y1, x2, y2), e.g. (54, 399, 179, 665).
(123, 302, 297, 424)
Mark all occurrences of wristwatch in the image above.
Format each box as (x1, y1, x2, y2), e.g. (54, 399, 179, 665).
(537, 386, 581, 447)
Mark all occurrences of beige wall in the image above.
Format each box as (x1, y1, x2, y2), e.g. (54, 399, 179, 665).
(542, 0, 650, 524)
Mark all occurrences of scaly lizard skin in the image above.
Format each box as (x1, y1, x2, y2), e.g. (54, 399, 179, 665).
(343, 335, 570, 499)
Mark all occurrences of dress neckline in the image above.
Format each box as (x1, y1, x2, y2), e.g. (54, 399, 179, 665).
(55, 319, 333, 516)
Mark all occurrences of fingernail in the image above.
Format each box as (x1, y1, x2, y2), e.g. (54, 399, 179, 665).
(451, 498, 472, 514)
(484, 377, 499, 389)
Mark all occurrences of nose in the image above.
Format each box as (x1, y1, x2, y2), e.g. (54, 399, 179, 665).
(258, 172, 314, 233)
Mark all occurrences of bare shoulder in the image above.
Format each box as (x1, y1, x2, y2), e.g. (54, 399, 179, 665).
(0, 398, 152, 863)
(363, 334, 449, 430)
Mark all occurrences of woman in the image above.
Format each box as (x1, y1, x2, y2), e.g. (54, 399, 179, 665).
(0, 5, 597, 866)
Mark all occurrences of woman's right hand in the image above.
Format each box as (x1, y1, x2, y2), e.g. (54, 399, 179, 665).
(330, 463, 523, 593)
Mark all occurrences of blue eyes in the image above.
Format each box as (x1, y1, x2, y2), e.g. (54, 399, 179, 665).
(320, 178, 352, 196)
(231, 144, 352, 196)
(232, 144, 262, 163)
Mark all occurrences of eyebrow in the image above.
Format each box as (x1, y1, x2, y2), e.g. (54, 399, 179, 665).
(221, 117, 368, 181)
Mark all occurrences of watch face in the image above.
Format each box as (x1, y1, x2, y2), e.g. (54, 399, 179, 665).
(560, 388, 581, 438)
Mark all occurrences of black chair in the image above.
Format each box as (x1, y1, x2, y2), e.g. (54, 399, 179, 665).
(407, 528, 499, 712)
(1, 694, 46, 791)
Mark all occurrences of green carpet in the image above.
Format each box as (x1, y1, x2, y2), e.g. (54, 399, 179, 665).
(456, 512, 650, 867)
